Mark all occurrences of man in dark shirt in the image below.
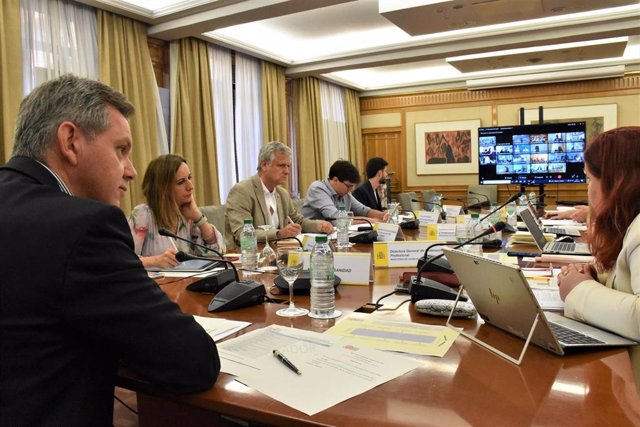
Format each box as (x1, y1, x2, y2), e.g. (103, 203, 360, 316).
(0, 75, 220, 426)
(353, 157, 388, 211)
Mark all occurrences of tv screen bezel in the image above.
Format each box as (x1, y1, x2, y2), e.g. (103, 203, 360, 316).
(477, 121, 587, 186)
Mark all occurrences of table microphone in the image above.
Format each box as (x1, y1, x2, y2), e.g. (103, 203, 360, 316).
(468, 191, 491, 208)
(466, 196, 482, 210)
(158, 227, 224, 258)
(176, 252, 266, 312)
(479, 193, 521, 222)
(400, 210, 419, 229)
(412, 199, 446, 221)
(325, 217, 377, 243)
(409, 222, 506, 303)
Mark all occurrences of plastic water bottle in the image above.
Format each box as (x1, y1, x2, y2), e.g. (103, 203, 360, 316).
(309, 235, 341, 319)
(465, 213, 483, 256)
(240, 219, 258, 274)
(336, 207, 350, 248)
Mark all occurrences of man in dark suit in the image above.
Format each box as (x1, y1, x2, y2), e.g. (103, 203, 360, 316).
(353, 157, 388, 211)
(0, 75, 220, 426)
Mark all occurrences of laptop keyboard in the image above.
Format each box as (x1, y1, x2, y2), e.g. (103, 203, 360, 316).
(549, 322, 604, 345)
(544, 227, 580, 237)
(547, 241, 575, 252)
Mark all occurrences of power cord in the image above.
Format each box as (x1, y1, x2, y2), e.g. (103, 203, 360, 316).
(114, 394, 138, 415)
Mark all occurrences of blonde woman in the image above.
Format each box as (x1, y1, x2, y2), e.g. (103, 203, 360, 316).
(129, 154, 224, 268)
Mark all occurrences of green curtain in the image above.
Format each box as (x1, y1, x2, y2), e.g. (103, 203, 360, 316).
(0, 0, 22, 163)
(172, 38, 220, 205)
(261, 61, 287, 144)
(345, 88, 363, 172)
(98, 10, 160, 214)
(293, 77, 324, 196)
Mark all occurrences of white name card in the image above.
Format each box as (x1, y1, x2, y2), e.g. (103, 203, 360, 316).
(424, 223, 457, 241)
(375, 223, 400, 242)
(418, 211, 440, 225)
(443, 204, 462, 217)
(373, 241, 447, 268)
(299, 252, 371, 285)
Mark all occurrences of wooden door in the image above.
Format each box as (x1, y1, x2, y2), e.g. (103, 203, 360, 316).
(362, 129, 403, 199)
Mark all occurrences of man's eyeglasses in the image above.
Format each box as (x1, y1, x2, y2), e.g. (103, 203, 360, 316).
(340, 181, 355, 191)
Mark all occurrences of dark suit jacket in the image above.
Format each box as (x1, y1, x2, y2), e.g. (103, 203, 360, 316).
(352, 180, 383, 211)
(0, 157, 220, 426)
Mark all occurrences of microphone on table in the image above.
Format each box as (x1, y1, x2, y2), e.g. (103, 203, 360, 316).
(479, 193, 521, 222)
(176, 252, 266, 312)
(468, 191, 491, 209)
(409, 222, 507, 303)
(412, 199, 446, 221)
(325, 217, 377, 243)
(415, 239, 502, 274)
(399, 210, 419, 229)
(466, 196, 482, 211)
(264, 235, 304, 248)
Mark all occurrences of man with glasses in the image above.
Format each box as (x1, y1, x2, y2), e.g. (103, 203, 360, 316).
(224, 141, 333, 249)
(301, 160, 388, 223)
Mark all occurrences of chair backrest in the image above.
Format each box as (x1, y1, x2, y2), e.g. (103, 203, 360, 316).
(398, 192, 421, 211)
(467, 185, 497, 208)
(199, 204, 226, 236)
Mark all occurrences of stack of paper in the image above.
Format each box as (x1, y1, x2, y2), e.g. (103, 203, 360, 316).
(508, 230, 554, 246)
(217, 324, 423, 416)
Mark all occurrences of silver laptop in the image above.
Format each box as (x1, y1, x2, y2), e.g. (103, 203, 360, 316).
(444, 248, 636, 358)
(519, 207, 590, 255)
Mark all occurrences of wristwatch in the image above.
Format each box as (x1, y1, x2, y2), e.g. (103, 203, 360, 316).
(194, 214, 208, 227)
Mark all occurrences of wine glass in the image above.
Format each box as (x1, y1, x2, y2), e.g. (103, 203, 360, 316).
(258, 224, 277, 268)
(275, 248, 308, 317)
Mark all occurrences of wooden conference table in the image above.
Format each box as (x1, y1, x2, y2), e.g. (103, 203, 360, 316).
(129, 228, 640, 427)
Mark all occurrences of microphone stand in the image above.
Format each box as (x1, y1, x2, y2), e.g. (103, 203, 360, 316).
(399, 210, 419, 229)
(176, 252, 266, 312)
(409, 222, 506, 302)
(468, 191, 491, 208)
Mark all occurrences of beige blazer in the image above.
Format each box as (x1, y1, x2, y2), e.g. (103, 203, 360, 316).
(224, 174, 322, 249)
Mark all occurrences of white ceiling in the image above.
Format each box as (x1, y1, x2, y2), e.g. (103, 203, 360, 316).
(78, 0, 640, 95)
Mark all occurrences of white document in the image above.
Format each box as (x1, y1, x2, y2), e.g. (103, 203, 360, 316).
(217, 325, 340, 377)
(418, 210, 440, 225)
(193, 315, 251, 342)
(237, 340, 422, 416)
(443, 204, 462, 217)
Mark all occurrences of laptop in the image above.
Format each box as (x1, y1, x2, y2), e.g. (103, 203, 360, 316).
(443, 248, 636, 357)
(519, 207, 590, 255)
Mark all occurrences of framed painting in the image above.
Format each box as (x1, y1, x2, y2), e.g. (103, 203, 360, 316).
(524, 104, 617, 143)
(415, 119, 480, 175)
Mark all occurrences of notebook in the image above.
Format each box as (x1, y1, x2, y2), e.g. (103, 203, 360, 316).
(443, 248, 636, 356)
(519, 207, 590, 255)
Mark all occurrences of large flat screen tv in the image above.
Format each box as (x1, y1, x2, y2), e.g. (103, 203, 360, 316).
(477, 121, 587, 186)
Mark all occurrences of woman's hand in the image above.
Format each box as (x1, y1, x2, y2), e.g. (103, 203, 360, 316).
(180, 198, 202, 222)
(142, 249, 178, 269)
(557, 263, 597, 300)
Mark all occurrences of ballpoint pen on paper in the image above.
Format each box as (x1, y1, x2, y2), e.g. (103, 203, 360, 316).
(273, 349, 302, 375)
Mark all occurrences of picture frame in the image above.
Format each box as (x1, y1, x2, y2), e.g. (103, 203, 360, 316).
(415, 119, 480, 175)
(524, 104, 617, 143)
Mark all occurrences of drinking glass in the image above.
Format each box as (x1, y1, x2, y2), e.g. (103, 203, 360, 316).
(258, 224, 276, 268)
(505, 202, 518, 226)
(275, 248, 308, 317)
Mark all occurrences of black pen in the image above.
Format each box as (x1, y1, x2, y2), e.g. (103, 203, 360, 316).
(273, 349, 301, 375)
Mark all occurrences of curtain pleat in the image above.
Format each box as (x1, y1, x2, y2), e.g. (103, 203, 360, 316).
(293, 77, 324, 196)
(98, 10, 160, 214)
(345, 88, 363, 172)
(172, 38, 219, 205)
(1, 1, 22, 163)
(261, 61, 287, 144)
